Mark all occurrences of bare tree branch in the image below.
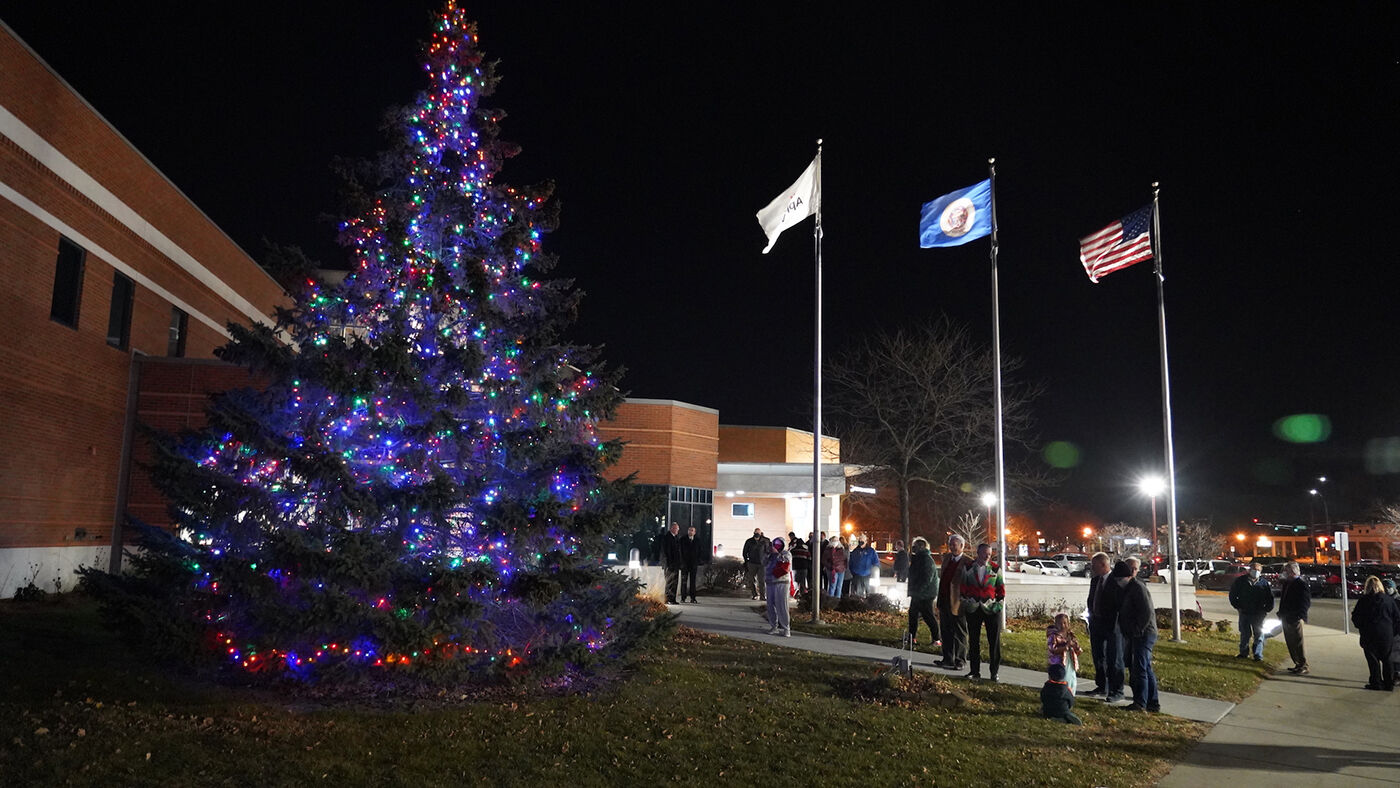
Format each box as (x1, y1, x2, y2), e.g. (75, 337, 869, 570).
(826, 318, 1043, 546)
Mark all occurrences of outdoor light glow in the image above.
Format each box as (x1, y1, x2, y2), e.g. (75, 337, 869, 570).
(1273, 414, 1332, 444)
(1043, 441, 1081, 468)
(980, 491, 997, 508)
(1139, 476, 1166, 497)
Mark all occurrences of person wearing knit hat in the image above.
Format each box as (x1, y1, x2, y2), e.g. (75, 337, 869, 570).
(764, 537, 793, 636)
(1040, 663, 1083, 725)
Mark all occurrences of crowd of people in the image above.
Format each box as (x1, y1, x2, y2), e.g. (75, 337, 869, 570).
(659, 521, 1400, 724)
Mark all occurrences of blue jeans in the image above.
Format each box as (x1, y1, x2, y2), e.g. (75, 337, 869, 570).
(1238, 612, 1265, 658)
(828, 571, 845, 598)
(1126, 627, 1159, 709)
(1088, 618, 1124, 694)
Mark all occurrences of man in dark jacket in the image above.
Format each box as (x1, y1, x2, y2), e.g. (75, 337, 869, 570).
(1277, 561, 1312, 674)
(679, 525, 702, 603)
(742, 528, 767, 601)
(657, 522, 683, 604)
(1086, 553, 1126, 701)
(1229, 563, 1274, 660)
(905, 537, 940, 646)
(1116, 557, 1159, 712)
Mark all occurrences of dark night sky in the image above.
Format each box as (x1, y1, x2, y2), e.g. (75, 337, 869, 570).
(6, 2, 1399, 529)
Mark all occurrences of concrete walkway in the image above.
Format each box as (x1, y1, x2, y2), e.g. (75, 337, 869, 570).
(669, 594, 1234, 724)
(1160, 622, 1400, 786)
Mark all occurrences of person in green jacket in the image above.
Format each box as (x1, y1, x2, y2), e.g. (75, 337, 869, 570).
(905, 537, 941, 647)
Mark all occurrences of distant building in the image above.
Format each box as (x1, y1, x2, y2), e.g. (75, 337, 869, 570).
(1247, 522, 1398, 564)
(593, 402, 861, 562)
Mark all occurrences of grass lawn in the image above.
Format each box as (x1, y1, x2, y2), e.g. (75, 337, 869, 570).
(1, 595, 1206, 787)
(790, 607, 1288, 702)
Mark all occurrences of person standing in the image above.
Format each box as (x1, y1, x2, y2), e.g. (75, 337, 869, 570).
(765, 537, 793, 636)
(1351, 575, 1400, 690)
(790, 538, 811, 597)
(905, 537, 940, 647)
(1277, 561, 1312, 674)
(961, 542, 1005, 681)
(1117, 557, 1159, 712)
(658, 522, 682, 605)
(1229, 563, 1274, 660)
(1085, 553, 1125, 701)
(824, 536, 848, 599)
(848, 537, 878, 597)
(742, 528, 767, 601)
(893, 540, 910, 583)
(936, 535, 971, 669)
(679, 525, 702, 604)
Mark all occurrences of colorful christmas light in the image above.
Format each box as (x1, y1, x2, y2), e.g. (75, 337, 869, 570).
(141, 2, 654, 683)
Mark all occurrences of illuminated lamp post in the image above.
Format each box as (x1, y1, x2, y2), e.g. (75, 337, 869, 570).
(980, 492, 997, 545)
(1139, 476, 1165, 559)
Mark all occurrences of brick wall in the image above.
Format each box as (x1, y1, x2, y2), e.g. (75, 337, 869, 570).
(597, 399, 718, 489)
(123, 359, 268, 530)
(0, 27, 286, 552)
(718, 425, 840, 463)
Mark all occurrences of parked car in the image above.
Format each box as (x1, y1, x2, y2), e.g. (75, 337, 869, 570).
(1197, 564, 1249, 591)
(1267, 563, 1342, 597)
(1051, 553, 1091, 577)
(1020, 558, 1070, 577)
(1173, 559, 1234, 576)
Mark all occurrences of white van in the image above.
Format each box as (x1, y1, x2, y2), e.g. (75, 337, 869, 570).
(1051, 553, 1091, 577)
(1173, 559, 1234, 579)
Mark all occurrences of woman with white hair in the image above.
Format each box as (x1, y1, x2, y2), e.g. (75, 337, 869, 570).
(1351, 574, 1400, 691)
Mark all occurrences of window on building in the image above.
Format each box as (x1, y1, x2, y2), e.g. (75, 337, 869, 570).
(732, 502, 754, 518)
(49, 237, 86, 328)
(167, 306, 188, 357)
(106, 272, 134, 350)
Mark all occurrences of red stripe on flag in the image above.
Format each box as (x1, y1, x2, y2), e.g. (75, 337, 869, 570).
(1079, 220, 1152, 282)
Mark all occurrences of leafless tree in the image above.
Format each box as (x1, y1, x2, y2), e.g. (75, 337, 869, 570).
(1099, 522, 1148, 556)
(825, 318, 1042, 547)
(950, 510, 986, 550)
(1374, 505, 1400, 551)
(1176, 520, 1226, 586)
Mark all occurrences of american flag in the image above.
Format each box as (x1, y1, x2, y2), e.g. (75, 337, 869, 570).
(1079, 205, 1154, 283)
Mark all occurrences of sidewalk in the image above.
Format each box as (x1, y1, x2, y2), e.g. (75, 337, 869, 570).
(1160, 623, 1400, 786)
(669, 594, 1233, 724)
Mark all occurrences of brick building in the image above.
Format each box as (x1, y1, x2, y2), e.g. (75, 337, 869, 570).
(0, 23, 284, 596)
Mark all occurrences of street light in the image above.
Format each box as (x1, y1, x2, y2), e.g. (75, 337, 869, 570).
(1309, 484, 1329, 563)
(980, 491, 997, 544)
(1308, 488, 1330, 524)
(1139, 475, 1165, 557)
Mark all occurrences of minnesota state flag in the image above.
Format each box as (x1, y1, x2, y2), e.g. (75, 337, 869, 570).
(919, 179, 993, 248)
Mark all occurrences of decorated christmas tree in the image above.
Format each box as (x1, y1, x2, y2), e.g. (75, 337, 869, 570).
(102, 3, 666, 684)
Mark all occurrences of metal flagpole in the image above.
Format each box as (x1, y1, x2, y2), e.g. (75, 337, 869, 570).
(1152, 181, 1184, 642)
(811, 140, 825, 624)
(988, 158, 1009, 633)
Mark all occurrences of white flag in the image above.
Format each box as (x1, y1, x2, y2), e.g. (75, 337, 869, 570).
(756, 155, 820, 254)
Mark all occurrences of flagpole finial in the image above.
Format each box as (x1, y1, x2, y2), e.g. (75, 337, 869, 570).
(816, 138, 823, 146)
(988, 157, 996, 164)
